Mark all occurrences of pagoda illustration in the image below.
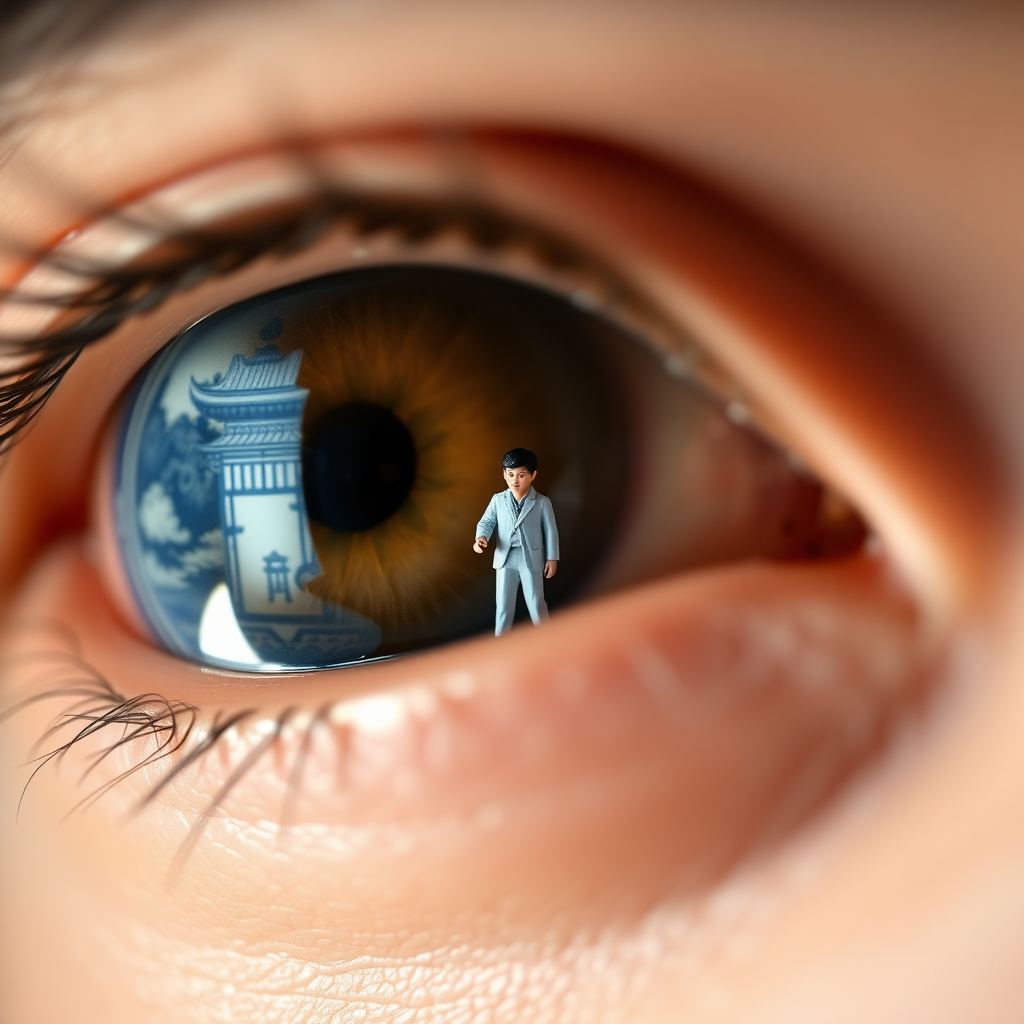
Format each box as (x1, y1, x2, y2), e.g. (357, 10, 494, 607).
(190, 345, 379, 665)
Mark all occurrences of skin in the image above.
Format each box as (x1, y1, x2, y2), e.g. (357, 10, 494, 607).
(1, 2, 1023, 1023)
(473, 466, 557, 579)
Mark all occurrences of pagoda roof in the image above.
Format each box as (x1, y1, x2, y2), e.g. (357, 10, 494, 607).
(190, 346, 309, 422)
(200, 422, 302, 450)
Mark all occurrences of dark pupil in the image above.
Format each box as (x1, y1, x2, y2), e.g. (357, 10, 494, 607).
(302, 402, 417, 532)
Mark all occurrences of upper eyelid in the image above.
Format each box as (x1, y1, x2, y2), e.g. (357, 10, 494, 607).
(0, 141, 762, 460)
(0, 184, 577, 458)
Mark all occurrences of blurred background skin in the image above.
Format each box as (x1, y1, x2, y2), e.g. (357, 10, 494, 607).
(1, 2, 1023, 1022)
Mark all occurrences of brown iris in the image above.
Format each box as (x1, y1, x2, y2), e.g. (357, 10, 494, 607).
(263, 266, 630, 655)
(283, 277, 538, 638)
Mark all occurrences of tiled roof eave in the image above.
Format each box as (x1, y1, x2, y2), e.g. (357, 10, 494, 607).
(201, 432, 301, 449)
(190, 383, 308, 406)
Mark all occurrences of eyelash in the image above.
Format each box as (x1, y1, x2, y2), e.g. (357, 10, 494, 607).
(1, 153, 769, 472)
(2, 623, 309, 881)
(0, 184, 644, 455)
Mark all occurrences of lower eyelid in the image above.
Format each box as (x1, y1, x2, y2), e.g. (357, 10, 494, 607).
(5, 533, 924, 912)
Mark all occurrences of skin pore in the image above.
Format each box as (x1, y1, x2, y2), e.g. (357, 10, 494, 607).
(1, 3, 1024, 1023)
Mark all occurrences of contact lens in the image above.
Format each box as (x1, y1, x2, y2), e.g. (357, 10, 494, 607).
(114, 266, 632, 670)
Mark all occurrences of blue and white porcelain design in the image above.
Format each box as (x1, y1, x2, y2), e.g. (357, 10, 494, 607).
(116, 311, 381, 670)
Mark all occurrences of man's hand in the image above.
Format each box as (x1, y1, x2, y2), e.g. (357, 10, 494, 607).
(473, 537, 489, 554)
(544, 560, 558, 579)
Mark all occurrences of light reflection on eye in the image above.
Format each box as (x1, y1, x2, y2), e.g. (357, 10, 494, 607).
(111, 262, 865, 673)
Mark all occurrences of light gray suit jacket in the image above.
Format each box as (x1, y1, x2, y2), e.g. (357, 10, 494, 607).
(475, 487, 560, 572)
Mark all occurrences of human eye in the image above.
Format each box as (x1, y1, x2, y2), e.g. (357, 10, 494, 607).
(1, 6, 1013, 1023)
(4, 145, 868, 681)
(91, 235, 862, 673)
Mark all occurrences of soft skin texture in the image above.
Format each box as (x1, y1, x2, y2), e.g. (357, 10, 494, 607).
(1, 3, 1024, 1023)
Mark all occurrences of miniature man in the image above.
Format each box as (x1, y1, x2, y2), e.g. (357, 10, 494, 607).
(473, 448, 560, 636)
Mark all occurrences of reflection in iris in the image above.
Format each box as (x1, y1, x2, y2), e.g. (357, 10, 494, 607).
(115, 267, 632, 669)
(114, 265, 864, 672)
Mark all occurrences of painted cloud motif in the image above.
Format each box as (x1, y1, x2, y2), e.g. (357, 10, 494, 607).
(138, 482, 191, 545)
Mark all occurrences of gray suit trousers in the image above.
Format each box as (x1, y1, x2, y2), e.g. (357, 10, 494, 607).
(495, 546, 549, 636)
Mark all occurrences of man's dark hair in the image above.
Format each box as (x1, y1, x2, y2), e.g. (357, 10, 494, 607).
(502, 448, 537, 473)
